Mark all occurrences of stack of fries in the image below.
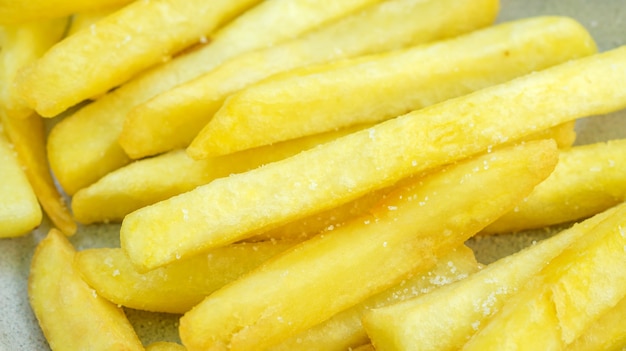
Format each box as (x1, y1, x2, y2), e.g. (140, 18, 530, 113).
(1, 0, 626, 350)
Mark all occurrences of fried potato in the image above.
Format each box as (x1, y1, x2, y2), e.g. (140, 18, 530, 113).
(17, 0, 262, 117)
(1, 115, 76, 235)
(0, 124, 41, 238)
(0, 0, 132, 25)
(121, 0, 500, 159)
(568, 295, 626, 351)
(461, 202, 626, 349)
(72, 124, 365, 224)
(28, 229, 144, 351)
(178, 140, 558, 351)
(0, 19, 67, 120)
(361, 204, 620, 351)
(270, 246, 480, 351)
(46, 0, 387, 195)
(484, 139, 626, 234)
(121, 46, 626, 272)
(76, 241, 297, 314)
(189, 16, 596, 158)
(146, 342, 187, 351)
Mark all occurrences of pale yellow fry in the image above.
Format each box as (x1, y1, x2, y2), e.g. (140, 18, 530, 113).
(0, 124, 41, 238)
(46, 0, 384, 195)
(568, 295, 626, 351)
(146, 342, 187, 351)
(253, 121, 577, 243)
(270, 246, 480, 351)
(0, 19, 67, 120)
(484, 139, 626, 234)
(17, 0, 261, 117)
(0, 0, 132, 25)
(121, 46, 626, 272)
(76, 241, 297, 314)
(460, 282, 562, 351)
(178, 140, 558, 351)
(462, 202, 626, 349)
(28, 229, 144, 351)
(122, 0, 499, 159)
(1, 114, 76, 235)
(72, 125, 364, 225)
(190, 16, 596, 158)
(362, 205, 620, 351)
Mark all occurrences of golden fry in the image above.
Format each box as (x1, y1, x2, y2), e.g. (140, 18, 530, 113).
(462, 202, 626, 349)
(190, 16, 596, 157)
(76, 241, 297, 314)
(121, 0, 499, 159)
(28, 229, 144, 351)
(1, 115, 76, 235)
(270, 246, 480, 351)
(362, 205, 620, 351)
(0, 124, 41, 237)
(568, 295, 626, 351)
(121, 46, 626, 272)
(0, 18, 67, 119)
(179, 140, 558, 351)
(484, 139, 626, 234)
(17, 0, 262, 117)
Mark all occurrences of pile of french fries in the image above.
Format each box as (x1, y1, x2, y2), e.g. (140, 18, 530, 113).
(2, 0, 626, 350)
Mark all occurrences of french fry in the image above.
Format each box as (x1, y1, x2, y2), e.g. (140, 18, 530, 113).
(1, 115, 76, 235)
(0, 123, 41, 238)
(0, 19, 76, 235)
(568, 295, 626, 351)
(28, 229, 144, 351)
(361, 205, 621, 351)
(16, 0, 262, 117)
(483, 139, 626, 234)
(121, 46, 626, 272)
(0, 0, 133, 25)
(461, 201, 626, 349)
(146, 342, 187, 351)
(0, 19, 67, 120)
(188, 16, 596, 158)
(71, 125, 365, 224)
(121, 0, 500, 159)
(179, 140, 557, 351)
(46, 0, 387, 195)
(76, 241, 298, 314)
(270, 245, 480, 351)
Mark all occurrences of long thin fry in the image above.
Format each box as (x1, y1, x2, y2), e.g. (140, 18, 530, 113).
(179, 140, 558, 351)
(17, 0, 262, 117)
(72, 125, 363, 224)
(46, 0, 385, 195)
(0, 124, 41, 238)
(121, 46, 626, 272)
(121, 0, 500, 159)
(188, 16, 596, 158)
(0, 19, 67, 119)
(483, 139, 626, 234)
(1, 115, 76, 235)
